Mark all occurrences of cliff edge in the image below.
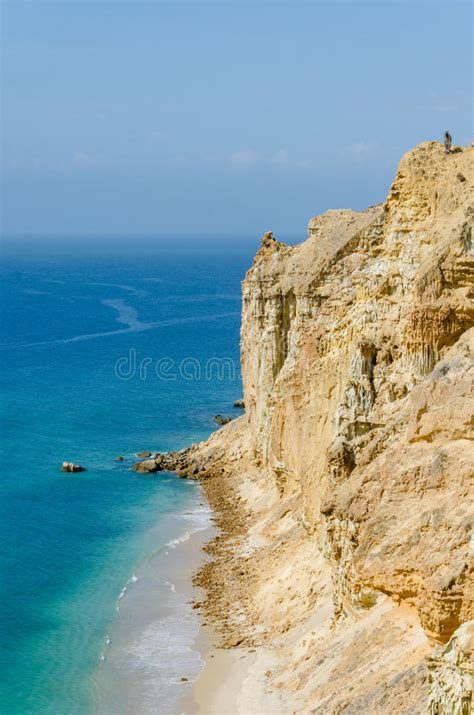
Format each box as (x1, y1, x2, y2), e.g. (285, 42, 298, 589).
(168, 142, 474, 713)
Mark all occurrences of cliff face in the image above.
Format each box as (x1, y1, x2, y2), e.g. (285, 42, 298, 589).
(241, 141, 473, 641)
(186, 142, 473, 713)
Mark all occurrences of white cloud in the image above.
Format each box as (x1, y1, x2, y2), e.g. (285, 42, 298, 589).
(270, 149, 289, 164)
(225, 148, 315, 169)
(427, 91, 467, 114)
(229, 148, 292, 167)
(341, 141, 378, 160)
(171, 155, 194, 168)
(72, 151, 97, 168)
(432, 100, 462, 113)
(229, 149, 260, 166)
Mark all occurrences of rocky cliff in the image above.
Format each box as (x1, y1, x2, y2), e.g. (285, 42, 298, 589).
(156, 142, 474, 713)
(241, 141, 473, 639)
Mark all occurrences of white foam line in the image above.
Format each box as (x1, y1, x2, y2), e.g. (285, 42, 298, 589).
(91, 282, 144, 294)
(101, 298, 147, 330)
(100, 635, 111, 662)
(84, 281, 149, 298)
(44, 279, 147, 297)
(1, 312, 241, 350)
(167, 531, 191, 548)
(116, 573, 139, 611)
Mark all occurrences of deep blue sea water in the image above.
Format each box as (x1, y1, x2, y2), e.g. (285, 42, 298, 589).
(0, 237, 256, 715)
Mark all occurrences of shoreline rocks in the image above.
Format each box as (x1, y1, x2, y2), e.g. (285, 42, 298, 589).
(133, 450, 190, 475)
(233, 399, 245, 408)
(131, 436, 231, 480)
(133, 458, 160, 473)
(213, 414, 232, 425)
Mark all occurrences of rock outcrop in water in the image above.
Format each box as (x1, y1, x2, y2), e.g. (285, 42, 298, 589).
(61, 461, 85, 472)
(158, 142, 474, 712)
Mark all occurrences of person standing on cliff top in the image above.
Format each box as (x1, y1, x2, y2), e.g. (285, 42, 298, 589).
(444, 131, 452, 154)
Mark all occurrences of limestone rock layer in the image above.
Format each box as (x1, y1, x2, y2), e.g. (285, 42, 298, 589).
(186, 142, 474, 713)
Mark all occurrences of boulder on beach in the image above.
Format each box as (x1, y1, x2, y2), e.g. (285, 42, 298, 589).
(213, 414, 232, 425)
(133, 459, 161, 473)
(233, 399, 245, 408)
(61, 461, 85, 473)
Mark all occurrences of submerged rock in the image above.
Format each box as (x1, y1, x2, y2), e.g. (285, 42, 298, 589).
(136, 451, 152, 459)
(61, 461, 85, 473)
(115, 456, 124, 461)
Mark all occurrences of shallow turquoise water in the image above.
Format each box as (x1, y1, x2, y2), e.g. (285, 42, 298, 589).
(0, 237, 255, 715)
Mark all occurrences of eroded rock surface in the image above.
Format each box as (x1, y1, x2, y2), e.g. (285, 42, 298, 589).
(240, 141, 473, 643)
(151, 142, 474, 713)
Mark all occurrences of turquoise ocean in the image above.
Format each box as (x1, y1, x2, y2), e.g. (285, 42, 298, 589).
(0, 237, 256, 714)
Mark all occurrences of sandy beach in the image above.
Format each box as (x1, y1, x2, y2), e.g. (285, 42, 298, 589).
(189, 642, 291, 715)
(93, 485, 217, 715)
(180, 427, 297, 715)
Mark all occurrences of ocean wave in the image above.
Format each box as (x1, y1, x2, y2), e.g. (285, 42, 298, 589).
(97, 530, 207, 712)
(166, 531, 191, 548)
(100, 635, 111, 662)
(116, 573, 139, 612)
(99, 494, 211, 710)
(108, 603, 204, 711)
(23, 288, 49, 295)
(166, 504, 212, 548)
(177, 504, 213, 529)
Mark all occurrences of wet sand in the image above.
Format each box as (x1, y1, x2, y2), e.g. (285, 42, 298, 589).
(93, 489, 215, 715)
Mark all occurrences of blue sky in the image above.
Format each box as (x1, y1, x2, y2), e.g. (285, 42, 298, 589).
(2, 1, 472, 238)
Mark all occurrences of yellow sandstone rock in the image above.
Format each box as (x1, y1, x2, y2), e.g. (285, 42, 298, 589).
(189, 141, 473, 713)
